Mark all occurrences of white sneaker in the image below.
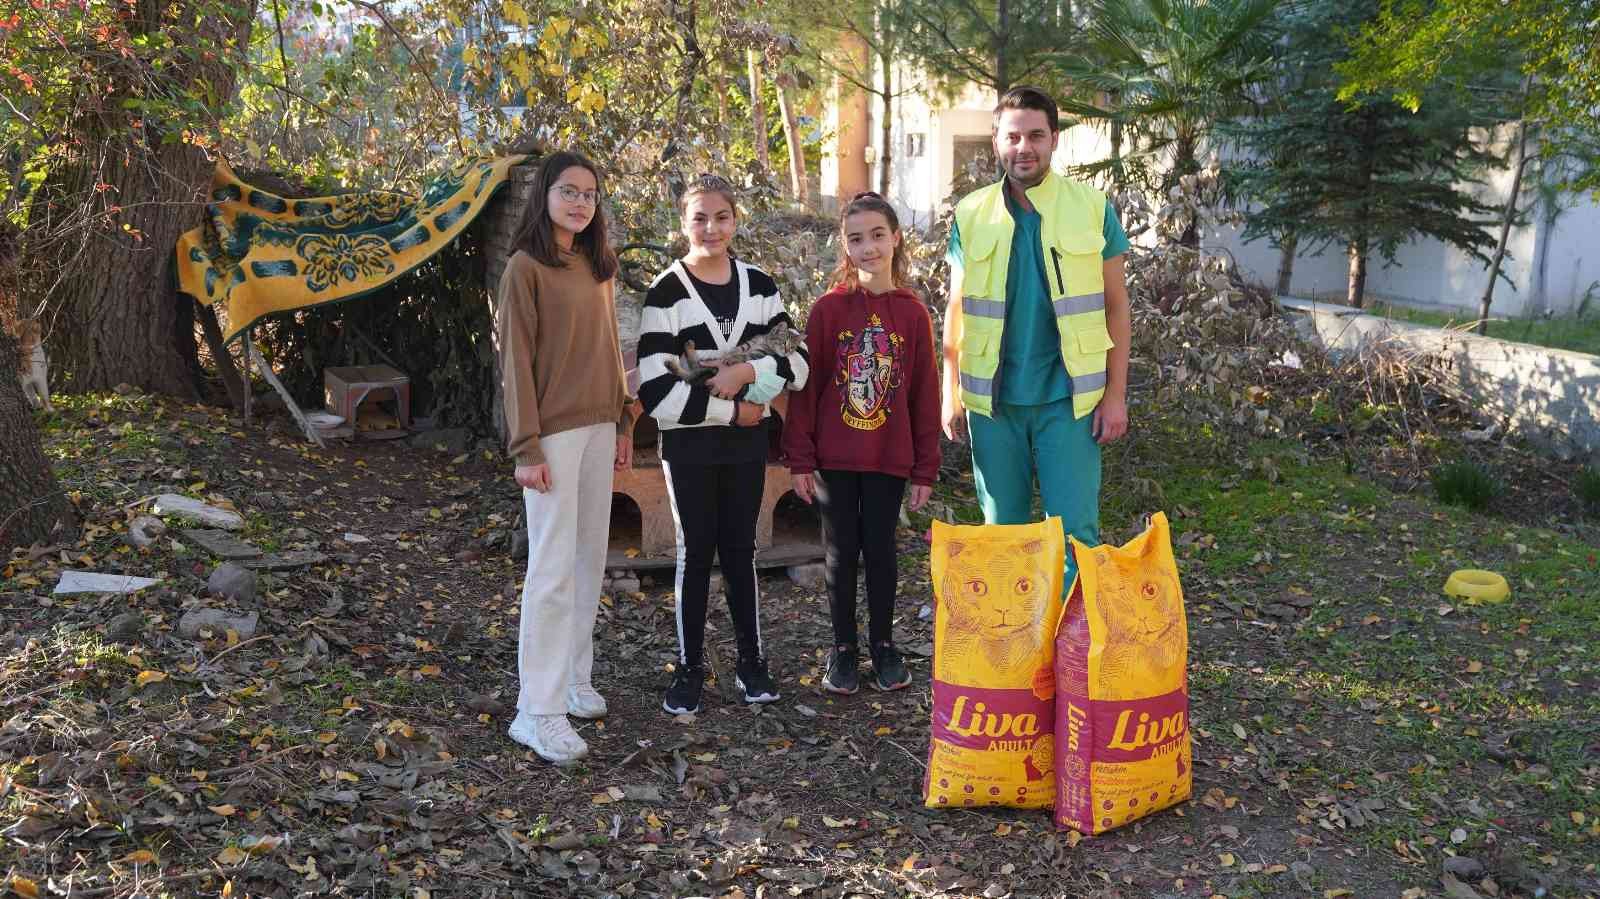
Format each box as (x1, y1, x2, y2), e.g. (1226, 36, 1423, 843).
(567, 683, 608, 719)
(507, 713, 588, 763)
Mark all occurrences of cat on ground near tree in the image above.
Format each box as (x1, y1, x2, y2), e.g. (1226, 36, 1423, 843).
(14, 317, 51, 411)
(664, 324, 804, 388)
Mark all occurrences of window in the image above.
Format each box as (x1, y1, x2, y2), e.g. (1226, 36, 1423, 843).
(953, 136, 998, 182)
(905, 133, 926, 158)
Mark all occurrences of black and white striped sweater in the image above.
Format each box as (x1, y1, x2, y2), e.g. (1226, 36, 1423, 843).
(638, 259, 810, 430)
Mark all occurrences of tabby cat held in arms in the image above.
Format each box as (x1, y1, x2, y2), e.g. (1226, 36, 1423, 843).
(664, 324, 804, 389)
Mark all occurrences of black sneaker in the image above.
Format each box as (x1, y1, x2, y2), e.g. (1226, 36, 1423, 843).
(735, 655, 780, 704)
(870, 642, 912, 691)
(822, 644, 860, 695)
(662, 664, 705, 715)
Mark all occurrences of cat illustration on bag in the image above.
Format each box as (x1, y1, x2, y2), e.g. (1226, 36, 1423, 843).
(663, 325, 804, 389)
(934, 538, 1057, 687)
(1092, 553, 1186, 700)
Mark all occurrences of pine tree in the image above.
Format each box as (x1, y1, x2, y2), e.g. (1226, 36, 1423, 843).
(1227, 1, 1504, 307)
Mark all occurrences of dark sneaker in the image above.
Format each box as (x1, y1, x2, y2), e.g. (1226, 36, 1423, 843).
(662, 664, 705, 715)
(736, 655, 781, 704)
(870, 642, 912, 691)
(822, 644, 860, 695)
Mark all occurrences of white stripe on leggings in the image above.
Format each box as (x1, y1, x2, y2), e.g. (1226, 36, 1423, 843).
(660, 460, 690, 666)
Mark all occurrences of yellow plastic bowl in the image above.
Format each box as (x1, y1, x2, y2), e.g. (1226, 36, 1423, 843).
(1443, 569, 1510, 605)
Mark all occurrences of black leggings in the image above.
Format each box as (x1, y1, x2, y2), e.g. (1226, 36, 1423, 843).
(816, 469, 907, 649)
(664, 460, 766, 666)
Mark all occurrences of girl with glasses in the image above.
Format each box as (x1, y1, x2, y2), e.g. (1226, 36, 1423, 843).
(637, 175, 810, 715)
(498, 151, 635, 763)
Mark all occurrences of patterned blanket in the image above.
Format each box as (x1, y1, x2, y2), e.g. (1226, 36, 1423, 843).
(176, 155, 526, 342)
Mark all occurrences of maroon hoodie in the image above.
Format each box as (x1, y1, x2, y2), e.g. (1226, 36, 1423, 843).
(784, 284, 941, 486)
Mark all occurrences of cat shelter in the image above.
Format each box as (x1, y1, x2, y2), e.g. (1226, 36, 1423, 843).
(175, 155, 527, 446)
(480, 161, 821, 572)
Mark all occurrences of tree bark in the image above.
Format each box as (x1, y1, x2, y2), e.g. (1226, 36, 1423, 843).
(1477, 105, 1531, 334)
(23, 0, 255, 398)
(775, 75, 809, 205)
(878, 43, 894, 197)
(1347, 108, 1378, 308)
(748, 49, 770, 176)
(993, 0, 1011, 96)
(1276, 234, 1298, 296)
(1346, 236, 1369, 308)
(0, 329, 75, 553)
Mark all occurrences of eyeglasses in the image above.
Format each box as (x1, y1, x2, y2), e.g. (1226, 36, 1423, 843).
(552, 184, 600, 206)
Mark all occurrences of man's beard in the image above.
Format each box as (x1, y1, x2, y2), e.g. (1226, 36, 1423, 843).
(1002, 157, 1048, 189)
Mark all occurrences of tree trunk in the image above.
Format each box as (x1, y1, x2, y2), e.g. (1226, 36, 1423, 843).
(993, 0, 1011, 96)
(33, 147, 214, 397)
(1174, 134, 1200, 249)
(775, 75, 809, 206)
(1276, 234, 1298, 296)
(1346, 236, 1369, 308)
(1477, 108, 1531, 335)
(747, 49, 770, 176)
(0, 329, 75, 553)
(878, 46, 894, 196)
(23, 0, 254, 398)
(1347, 108, 1378, 308)
(1109, 90, 1123, 193)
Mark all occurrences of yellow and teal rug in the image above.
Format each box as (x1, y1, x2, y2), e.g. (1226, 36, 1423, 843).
(176, 155, 526, 342)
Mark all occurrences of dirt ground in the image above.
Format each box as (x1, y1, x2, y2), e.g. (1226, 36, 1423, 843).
(2, 393, 1596, 898)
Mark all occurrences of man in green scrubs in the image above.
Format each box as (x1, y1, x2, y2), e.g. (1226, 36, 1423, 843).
(941, 86, 1132, 588)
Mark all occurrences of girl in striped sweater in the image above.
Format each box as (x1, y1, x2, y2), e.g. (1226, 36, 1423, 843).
(637, 175, 810, 715)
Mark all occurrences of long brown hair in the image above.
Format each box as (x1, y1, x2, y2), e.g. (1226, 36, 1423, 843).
(830, 191, 909, 291)
(511, 151, 619, 281)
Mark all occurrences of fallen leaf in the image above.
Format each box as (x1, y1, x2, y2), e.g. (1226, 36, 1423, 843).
(119, 849, 157, 864)
(1466, 660, 1483, 674)
(315, 732, 338, 744)
(1219, 852, 1236, 867)
(7, 876, 39, 898)
(208, 804, 237, 817)
(135, 670, 167, 687)
(1232, 723, 1248, 740)
(216, 846, 247, 865)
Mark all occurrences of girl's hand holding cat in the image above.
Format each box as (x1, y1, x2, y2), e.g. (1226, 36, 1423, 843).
(791, 472, 815, 504)
(708, 361, 756, 399)
(907, 484, 932, 512)
(615, 435, 633, 471)
(733, 400, 764, 427)
(516, 463, 552, 493)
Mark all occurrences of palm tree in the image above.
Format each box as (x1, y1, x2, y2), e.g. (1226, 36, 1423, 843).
(1059, 0, 1279, 245)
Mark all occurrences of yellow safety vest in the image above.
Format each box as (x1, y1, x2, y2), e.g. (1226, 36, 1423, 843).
(954, 172, 1112, 420)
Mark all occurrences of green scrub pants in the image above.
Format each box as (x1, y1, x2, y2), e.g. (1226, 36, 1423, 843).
(967, 398, 1101, 590)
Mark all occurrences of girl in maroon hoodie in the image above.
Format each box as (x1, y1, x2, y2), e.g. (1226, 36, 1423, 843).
(785, 192, 941, 694)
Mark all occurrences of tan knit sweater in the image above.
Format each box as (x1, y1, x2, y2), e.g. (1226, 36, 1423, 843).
(496, 250, 634, 466)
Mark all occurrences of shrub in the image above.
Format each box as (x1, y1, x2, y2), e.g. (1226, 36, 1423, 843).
(1431, 460, 1499, 512)
(1577, 465, 1600, 517)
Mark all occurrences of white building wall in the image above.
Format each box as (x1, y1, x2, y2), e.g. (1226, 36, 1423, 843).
(1533, 198, 1600, 317)
(1211, 126, 1600, 318)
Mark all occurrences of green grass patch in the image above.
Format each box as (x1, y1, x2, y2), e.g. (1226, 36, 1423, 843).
(1365, 299, 1600, 356)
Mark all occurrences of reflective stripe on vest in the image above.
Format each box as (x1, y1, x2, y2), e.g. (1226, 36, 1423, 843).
(954, 172, 1112, 420)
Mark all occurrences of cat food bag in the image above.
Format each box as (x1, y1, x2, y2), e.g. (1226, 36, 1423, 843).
(1054, 512, 1191, 835)
(924, 517, 1065, 810)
